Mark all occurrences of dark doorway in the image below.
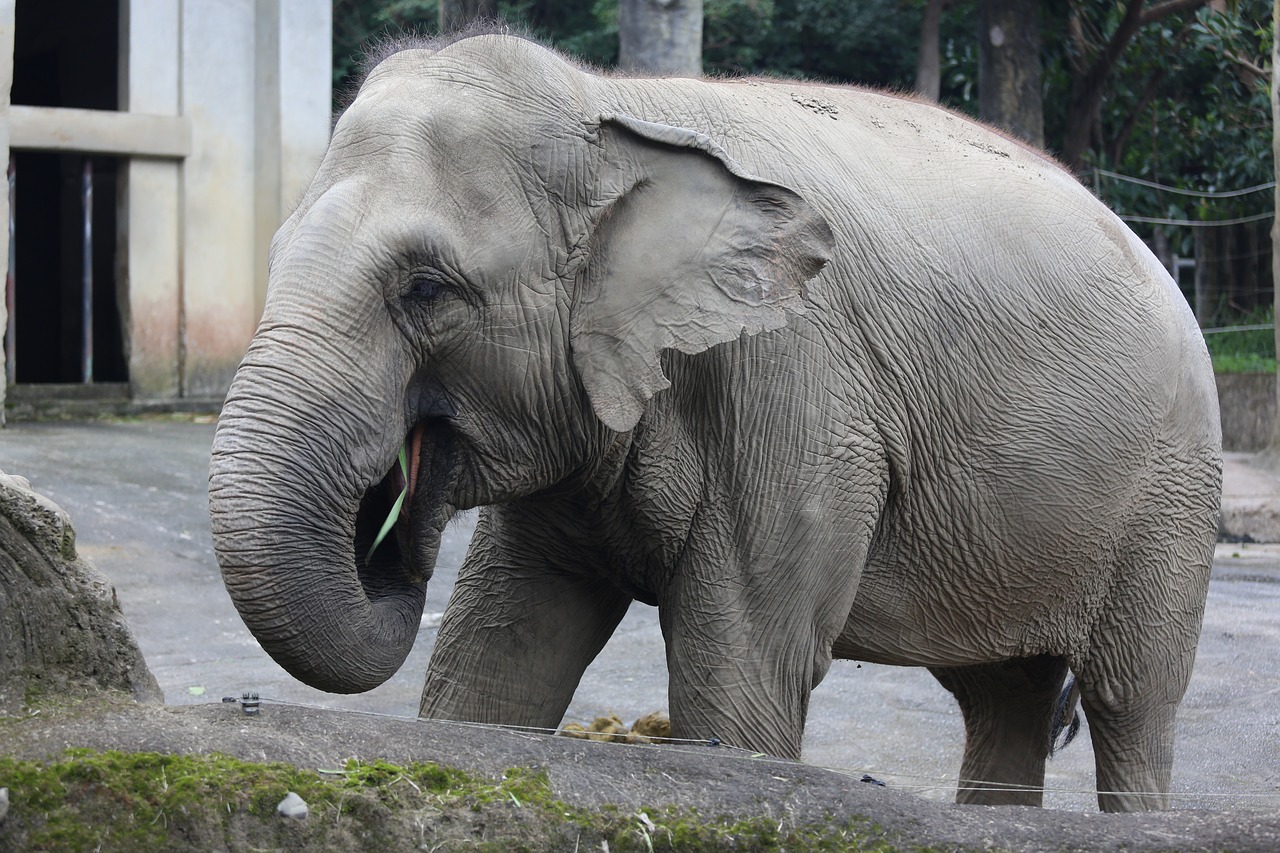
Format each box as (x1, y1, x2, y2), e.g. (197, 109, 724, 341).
(7, 0, 125, 385)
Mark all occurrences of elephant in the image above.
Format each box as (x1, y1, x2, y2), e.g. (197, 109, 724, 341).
(207, 32, 1222, 813)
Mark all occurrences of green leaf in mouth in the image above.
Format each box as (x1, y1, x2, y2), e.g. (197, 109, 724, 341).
(366, 444, 408, 566)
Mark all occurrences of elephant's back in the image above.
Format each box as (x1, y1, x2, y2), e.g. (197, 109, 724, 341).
(595, 69, 1221, 487)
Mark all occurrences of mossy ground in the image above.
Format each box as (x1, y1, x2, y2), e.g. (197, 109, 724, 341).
(0, 749, 915, 852)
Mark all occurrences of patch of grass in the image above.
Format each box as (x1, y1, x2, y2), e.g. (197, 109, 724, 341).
(0, 750, 330, 850)
(0, 750, 912, 852)
(1205, 309, 1276, 374)
(1208, 352, 1277, 373)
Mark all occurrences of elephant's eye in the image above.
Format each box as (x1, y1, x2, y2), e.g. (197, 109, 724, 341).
(405, 271, 447, 303)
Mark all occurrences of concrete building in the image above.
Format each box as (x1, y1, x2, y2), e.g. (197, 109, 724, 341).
(0, 0, 331, 419)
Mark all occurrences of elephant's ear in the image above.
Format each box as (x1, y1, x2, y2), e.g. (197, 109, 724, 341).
(570, 113, 835, 433)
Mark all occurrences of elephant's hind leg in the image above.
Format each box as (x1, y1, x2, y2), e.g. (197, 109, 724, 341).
(930, 655, 1070, 807)
(1074, 600, 1188, 813)
(1072, 458, 1217, 812)
(1072, 560, 1206, 812)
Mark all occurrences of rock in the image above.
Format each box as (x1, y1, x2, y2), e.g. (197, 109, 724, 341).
(0, 469, 161, 714)
(0, 786, 8, 823)
(277, 791, 309, 819)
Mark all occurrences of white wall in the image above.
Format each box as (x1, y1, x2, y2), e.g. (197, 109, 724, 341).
(1, 0, 332, 406)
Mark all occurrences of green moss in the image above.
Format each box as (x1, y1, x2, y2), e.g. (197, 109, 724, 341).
(1, 750, 333, 849)
(0, 750, 928, 852)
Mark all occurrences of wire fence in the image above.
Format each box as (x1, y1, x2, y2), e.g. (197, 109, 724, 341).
(1089, 167, 1276, 341)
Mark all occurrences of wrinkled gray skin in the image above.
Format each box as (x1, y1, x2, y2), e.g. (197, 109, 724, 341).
(208, 34, 1222, 813)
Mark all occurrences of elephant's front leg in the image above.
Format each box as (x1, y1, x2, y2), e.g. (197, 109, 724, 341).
(658, 531, 863, 759)
(420, 515, 631, 726)
(662, 609, 822, 757)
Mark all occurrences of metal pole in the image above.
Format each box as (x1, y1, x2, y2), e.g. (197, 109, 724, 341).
(5, 157, 15, 387)
(81, 158, 93, 384)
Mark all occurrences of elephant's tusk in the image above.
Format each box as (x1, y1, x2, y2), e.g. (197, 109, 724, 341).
(404, 421, 427, 515)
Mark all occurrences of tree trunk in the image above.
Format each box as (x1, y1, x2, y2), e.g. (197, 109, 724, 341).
(977, 0, 1043, 147)
(439, 0, 497, 34)
(1195, 225, 1221, 326)
(915, 0, 950, 100)
(619, 0, 703, 77)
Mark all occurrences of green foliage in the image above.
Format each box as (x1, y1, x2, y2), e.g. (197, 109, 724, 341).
(940, 4, 979, 110)
(710, 0, 919, 83)
(1063, 1, 1274, 329)
(1080, 1, 1273, 226)
(702, 0, 775, 75)
(332, 0, 621, 101)
(333, 0, 439, 94)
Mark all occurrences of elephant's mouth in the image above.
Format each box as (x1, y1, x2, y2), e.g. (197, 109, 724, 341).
(357, 419, 459, 586)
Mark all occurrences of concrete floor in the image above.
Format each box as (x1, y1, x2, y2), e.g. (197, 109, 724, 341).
(2, 417, 1277, 813)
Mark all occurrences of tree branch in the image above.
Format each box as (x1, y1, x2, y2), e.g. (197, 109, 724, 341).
(1224, 50, 1269, 79)
(1141, 0, 1211, 25)
(1063, 0, 1211, 169)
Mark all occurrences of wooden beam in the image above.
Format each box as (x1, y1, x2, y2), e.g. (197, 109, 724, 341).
(8, 105, 190, 158)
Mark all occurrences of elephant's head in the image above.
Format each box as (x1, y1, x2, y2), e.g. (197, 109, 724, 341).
(208, 35, 833, 693)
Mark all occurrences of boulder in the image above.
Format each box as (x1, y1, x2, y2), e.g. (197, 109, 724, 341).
(0, 469, 160, 714)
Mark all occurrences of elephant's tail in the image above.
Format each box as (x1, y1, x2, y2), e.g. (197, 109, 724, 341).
(1049, 674, 1082, 757)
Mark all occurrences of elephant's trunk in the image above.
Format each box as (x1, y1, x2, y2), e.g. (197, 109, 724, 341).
(208, 332, 450, 694)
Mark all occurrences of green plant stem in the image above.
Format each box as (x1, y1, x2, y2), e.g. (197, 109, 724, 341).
(366, 444, 408, 565)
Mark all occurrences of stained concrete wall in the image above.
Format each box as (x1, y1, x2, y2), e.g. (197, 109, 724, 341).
(119, 0, 182, 401)
(179, 0, 260, 398)
(177, 0, 332, 398)
(1, 0, 331, 408)
(1216, 372, 1277, 452)
(254, 0, 332, 319)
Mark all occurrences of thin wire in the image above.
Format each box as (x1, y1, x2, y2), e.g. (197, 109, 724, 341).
(1200, 323, 1275, 335)
(1118, 210, 1274, 227)
(1093, 168, 1277, 199)
(232, 694, 732, 749)
(220, 695, 1280, 804)
(812, 766, 1280, 802)
(1193, 246, 1276, 264)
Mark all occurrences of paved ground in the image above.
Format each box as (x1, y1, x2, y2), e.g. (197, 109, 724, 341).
(1, 417, 1277, 814)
